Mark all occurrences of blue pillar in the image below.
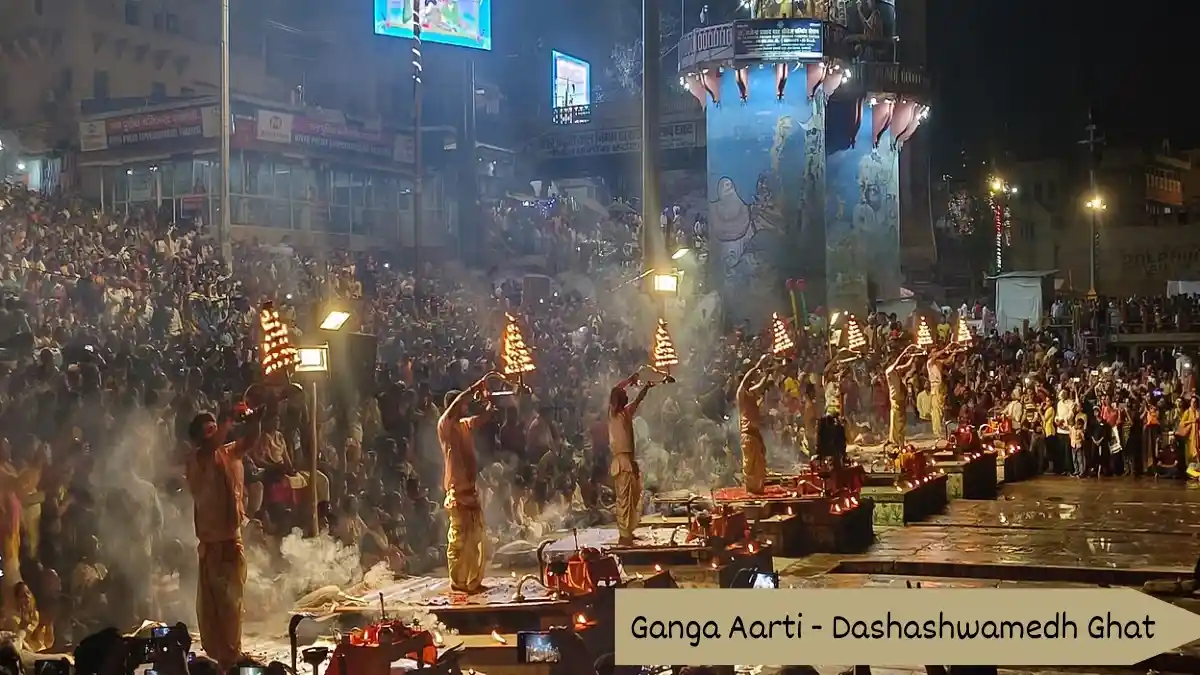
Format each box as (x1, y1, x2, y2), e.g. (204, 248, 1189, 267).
(705, 66, 828, 324)
(825, 96, 903, 313)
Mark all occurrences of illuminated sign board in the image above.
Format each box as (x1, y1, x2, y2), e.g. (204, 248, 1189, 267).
(552, 51, 591, 109)
(733, 18, 823, 62)
(374, 0, 492, 51)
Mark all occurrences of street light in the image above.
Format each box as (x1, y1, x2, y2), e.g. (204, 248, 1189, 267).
(1085, 195, 1106, 296)
(652, 271, 679, 294)
(296, 345, 329, 537)
(671, 247, 690, 260)
(319, 310, 351, 332)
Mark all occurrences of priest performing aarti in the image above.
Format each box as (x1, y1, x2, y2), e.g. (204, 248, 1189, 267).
(737, 354, 773, 494)
(926, 319, 971, 441)
(440, 313, 535, 593)
(885, 343, 924, 450)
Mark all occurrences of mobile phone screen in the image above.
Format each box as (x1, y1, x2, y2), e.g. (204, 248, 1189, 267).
(516, 632, 560, 663)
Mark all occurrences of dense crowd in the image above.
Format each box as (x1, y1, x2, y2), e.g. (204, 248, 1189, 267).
(1, 175, 1198, 668)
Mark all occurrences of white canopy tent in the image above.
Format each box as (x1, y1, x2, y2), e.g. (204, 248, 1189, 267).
(988, 270, 1057, 333)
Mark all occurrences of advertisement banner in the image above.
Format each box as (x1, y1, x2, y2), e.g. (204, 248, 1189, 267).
(541, 122, 701, 157)
(290, 117, 394, 159)
(78, 120, 108, 152)
(80, 106, 219, 151)
(255, 110, 294, 144)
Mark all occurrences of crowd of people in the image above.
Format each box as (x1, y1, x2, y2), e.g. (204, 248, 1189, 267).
(1, 174, 1199, 671)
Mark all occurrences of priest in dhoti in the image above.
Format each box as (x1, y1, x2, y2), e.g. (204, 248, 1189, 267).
(886, 346, 922, 449)
(609, 373, 656, 546)
(439, 374, 499, 593)
(738, 354, 773, 494)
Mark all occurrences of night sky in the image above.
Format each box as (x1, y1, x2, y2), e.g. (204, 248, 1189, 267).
(929, 0, 1200, 169)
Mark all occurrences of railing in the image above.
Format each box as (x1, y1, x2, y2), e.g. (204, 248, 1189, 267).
(551, 94, 703, 126)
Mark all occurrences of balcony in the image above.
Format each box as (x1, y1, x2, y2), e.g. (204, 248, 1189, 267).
(550, 94, 703, 127)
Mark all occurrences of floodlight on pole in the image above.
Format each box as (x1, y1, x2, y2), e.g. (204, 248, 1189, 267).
(652, 272, 679, 294)
(296, 346, 330, 373)
(319, 310, 351, 332)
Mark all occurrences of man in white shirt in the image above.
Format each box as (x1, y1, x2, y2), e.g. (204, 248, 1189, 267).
(1054, 389, 1078, 475)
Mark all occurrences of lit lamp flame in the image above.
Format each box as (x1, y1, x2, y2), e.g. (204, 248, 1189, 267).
(575, 613, 588, 626)
(501, 313, 536, 376)
(916, 316, 934, 349)
(844, 315, 867, 352)
(653, 564, 664, 573)
(259, 302, 299, 377)
(491, 631, 507, 644)
(651, 318, 679, 383)
(770, 313, 794, 354)
(954, 318, 974, 348)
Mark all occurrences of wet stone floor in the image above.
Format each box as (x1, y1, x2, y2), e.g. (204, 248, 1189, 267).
(775, 476, 1200, 672)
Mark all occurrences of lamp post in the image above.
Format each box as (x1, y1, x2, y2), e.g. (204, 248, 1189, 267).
(641, 0, 663, 275)
(411, 3, 424, 305)
(295, 345, 330, 537)
(987, 176, 1017, 274)
(1085, 196, 1107, 296)
(218, 0, 232, 269)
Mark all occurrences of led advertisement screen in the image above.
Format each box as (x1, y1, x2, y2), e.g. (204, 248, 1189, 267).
(552, 51, 591, 108)
(375, 0, 492, 51)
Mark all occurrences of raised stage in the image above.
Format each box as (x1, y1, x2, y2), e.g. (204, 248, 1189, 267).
(860, 473, 948, 525)
(931, 448, 999, 499)
(649, 486, 874, 555)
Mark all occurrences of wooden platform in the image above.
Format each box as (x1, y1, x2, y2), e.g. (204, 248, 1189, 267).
(999, 448, 1037, 484)
(860, 474, 949, 525)
(641, 495, 874, 557)
(539, 526, 772, 581)
(932, 450, 999, 499)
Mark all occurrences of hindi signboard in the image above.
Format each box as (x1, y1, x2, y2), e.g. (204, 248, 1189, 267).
(733, 18, 823, 62)
(540, 122, 702, 158)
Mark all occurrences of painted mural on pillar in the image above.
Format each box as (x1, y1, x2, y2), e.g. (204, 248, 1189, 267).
(705, 66, 827, 323)
(825, 96, 901, 312)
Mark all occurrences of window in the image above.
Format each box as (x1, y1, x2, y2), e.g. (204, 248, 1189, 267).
(125, 1, 140, 26)
(151, 82, 166, 99)
(93, 70, 110, 99)
(166, 13, 180, 34)
(60, 68, 73, 93)
(33, 0, 43, 16)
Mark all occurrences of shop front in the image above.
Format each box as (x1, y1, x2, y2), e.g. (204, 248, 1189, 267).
(76, 98, 440, 249)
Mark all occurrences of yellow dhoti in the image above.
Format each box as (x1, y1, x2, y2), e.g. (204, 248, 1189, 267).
(613, 465, 642, 543)
(445, 499, 487, 593)
(888, 399, 907, 448)
(930, 384, 946, 440)
(741, 429, 767, 494)
(197, 540, 247, 670)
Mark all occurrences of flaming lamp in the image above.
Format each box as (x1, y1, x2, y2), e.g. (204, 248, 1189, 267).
(916, 317, 934, 349)
(844, 315, 867, 352)
(260, 302, 299, 377)
(501, 313, 536, 377)
(770, 313, 794, 355)
(651, 318, 679, 383)
(954, 318, 974, 348)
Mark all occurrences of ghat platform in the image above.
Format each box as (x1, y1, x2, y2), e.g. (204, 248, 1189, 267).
(650, 486, 874, 556)
(775, 478, 1200, 672)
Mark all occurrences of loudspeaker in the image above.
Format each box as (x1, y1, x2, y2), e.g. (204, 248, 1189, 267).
(329, 331, 378, 396)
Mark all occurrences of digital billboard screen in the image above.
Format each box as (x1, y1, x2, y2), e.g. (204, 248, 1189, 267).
(374, 0, 492, 51)
(552, 51, 591, 109)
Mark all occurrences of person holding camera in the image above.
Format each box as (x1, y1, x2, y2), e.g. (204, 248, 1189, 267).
(184, 405, 261, 670)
